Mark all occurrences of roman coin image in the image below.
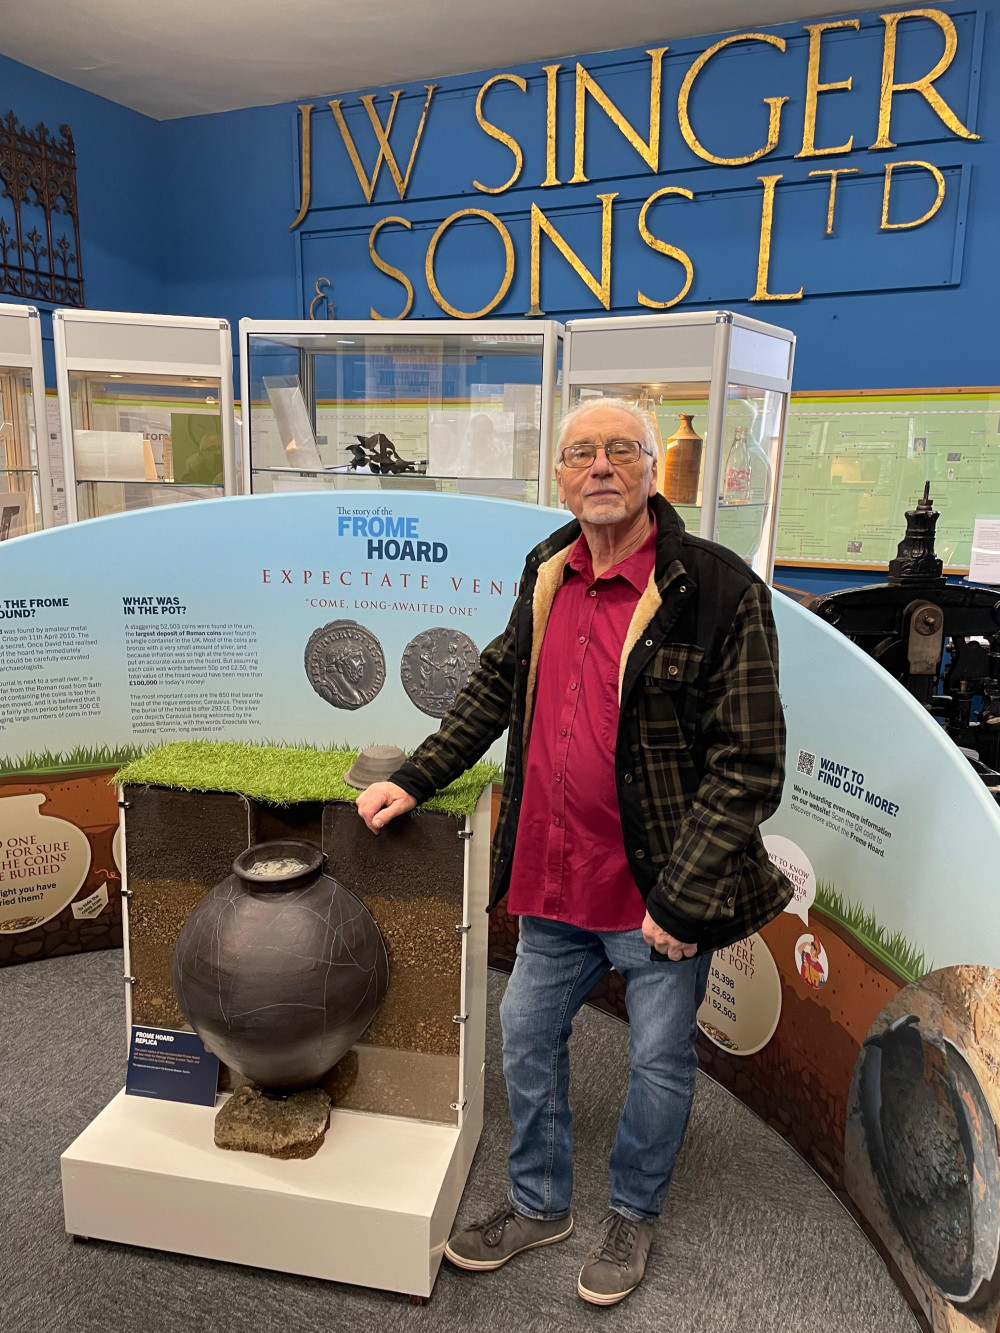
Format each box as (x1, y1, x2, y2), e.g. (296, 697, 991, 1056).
(401, 627, 479, 718)
(304, 620, 385, 710)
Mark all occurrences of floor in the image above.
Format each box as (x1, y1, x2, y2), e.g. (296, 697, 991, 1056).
(1, 949, 918, 1333)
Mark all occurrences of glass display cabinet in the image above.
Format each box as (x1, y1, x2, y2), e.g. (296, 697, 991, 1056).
(562, 312, 796, 579)
(53, 310, 238, 522)
(0, 303, 52, 537)
(239, 319, 563, 505)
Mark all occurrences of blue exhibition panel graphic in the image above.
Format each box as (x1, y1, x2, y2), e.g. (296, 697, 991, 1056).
(1, 490, 998, 974)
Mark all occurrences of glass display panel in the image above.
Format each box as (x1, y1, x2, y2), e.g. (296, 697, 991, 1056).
(321, 804, 463, 1125)
(568, 378, 709, 530)
(717, 383, 785, 568)
(67, 371, 224, 520)
(566, 381, 785, 576)
(247, 331, 545, 504)
(0, 366, 42, 537)
(125, 787, 464, 1128)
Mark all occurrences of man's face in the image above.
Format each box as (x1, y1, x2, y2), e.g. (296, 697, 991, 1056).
(331, 648, 365, 684)
(557, 405, 657, 527)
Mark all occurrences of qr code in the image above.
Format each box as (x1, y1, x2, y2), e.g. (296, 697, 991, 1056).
(797, 749, 816, 777)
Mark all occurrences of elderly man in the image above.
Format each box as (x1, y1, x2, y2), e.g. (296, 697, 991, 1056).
(357, 397, 790, 1305)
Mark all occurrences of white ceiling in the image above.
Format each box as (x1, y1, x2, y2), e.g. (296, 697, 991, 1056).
(1, 0, 876, 120)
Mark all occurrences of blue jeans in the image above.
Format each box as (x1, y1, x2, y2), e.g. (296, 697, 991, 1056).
(499, 915, 713, 1224)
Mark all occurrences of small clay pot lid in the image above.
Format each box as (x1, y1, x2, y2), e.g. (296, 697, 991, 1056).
(344, 744, 406, 789)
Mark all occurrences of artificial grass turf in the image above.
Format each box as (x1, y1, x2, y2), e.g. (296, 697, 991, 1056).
(115, 741, 500, 818)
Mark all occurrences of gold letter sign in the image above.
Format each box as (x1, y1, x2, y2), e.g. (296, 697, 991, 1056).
(570, 48, 666, 184)
(529, 193, 617, 315)
(426, 209, 515, 318)
(637, 187, 695, 309)
(871, 9, 980, 149)
(797, 20, 860, 158)
(330, 85, 437, 204)
(290, 104, 314, 231)
(752, 175, 804, 301)
(473, 74, 527, 194)
(368, 217, 414, 319)
(880, 160, 946, 229)
(678, 34, 788, 166)
(807, 168, 860, 235)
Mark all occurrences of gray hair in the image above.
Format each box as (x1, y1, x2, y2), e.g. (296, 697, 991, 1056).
(556, 396, 660, 467)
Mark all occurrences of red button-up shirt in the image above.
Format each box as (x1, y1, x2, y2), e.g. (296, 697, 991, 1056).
(507, 520, 656, 931)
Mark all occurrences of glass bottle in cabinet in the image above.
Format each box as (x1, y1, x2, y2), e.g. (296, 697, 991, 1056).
(663, 414, 703, 506)
(722, 427, 751, 505)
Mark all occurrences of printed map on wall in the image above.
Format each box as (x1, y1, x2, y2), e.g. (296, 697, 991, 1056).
(776, 392, 1000, 570)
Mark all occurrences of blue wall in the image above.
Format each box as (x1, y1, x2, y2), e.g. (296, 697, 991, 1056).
(1, 4, 995, 585)
(4, 5, 993, 385)
(0, 54, 167, 376)
(150, 1, 995, 392)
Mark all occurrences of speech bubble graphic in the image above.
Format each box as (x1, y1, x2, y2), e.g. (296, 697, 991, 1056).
(697, 932, 782, 1056)
(763, 833, 817, 925)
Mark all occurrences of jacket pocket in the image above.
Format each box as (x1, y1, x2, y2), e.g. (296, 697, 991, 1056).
(638, 644, 704, 750)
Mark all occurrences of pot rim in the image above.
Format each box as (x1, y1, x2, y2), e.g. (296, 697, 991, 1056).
(232, 839, 325, 887)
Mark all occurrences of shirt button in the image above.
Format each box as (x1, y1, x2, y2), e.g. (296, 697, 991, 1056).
(579, 636, 586, 644)
(679, 585, 687, 594)
(554, 772, 563, 782)
(554, 817, 561, 827)
(645, 639, 653, 647)
(726, 895, 735, 906)
(623, 774, 633, 784)
(633, 848, 645, 859)
(569, 682, 578, 690)
(668, 665, 678, 677)
(560, 728, 567, 736)
(589, 590, 597, 598)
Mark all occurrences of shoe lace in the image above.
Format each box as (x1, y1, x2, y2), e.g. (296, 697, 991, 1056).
(595, 1212, 637, 1266)
(473, 1203, 519, 1247)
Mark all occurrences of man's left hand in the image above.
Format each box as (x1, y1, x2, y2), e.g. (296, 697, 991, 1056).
(642, 911, 698, 961)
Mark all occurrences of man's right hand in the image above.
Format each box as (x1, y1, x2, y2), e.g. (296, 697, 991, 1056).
(356, 781, 417, 833)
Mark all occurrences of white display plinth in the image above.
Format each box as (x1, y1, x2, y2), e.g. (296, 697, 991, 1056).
(61, 1074, 484, 1298)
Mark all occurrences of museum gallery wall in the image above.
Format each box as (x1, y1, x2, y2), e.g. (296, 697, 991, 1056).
(3, 2, 997, 604)
(0, 2, 995, 395)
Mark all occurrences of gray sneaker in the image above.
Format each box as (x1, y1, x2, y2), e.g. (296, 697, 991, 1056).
(577, 1211, 654, 1305)
(445, 1201, 573, 1271)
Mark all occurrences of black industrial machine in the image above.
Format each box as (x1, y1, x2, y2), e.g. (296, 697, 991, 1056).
(807, 484, 1000, 803)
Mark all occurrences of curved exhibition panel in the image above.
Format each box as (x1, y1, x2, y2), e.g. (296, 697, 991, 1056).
(1, 492, 998, 1328)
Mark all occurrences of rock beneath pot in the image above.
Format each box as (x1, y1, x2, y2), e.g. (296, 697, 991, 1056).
(214, 1084, 332, 1159)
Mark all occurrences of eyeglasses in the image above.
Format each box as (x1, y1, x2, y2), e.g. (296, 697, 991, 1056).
(558, 438, 654, 469)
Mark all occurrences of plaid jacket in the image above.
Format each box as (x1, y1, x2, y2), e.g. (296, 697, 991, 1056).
(391, 493, 792, 952)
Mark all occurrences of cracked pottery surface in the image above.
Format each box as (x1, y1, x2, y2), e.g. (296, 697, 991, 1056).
(173, 839, 389, 1088)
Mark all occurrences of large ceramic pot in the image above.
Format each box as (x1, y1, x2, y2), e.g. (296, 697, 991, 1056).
(173, 839, 389, 1089)
(860, 1013, 1000, 1309)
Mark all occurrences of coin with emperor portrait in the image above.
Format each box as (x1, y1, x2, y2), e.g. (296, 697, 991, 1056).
(304, 620, 385, 711)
